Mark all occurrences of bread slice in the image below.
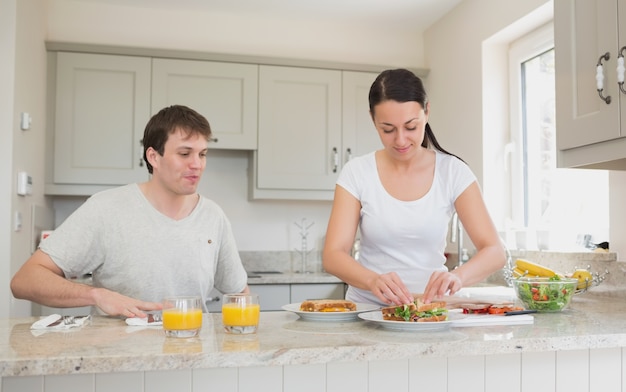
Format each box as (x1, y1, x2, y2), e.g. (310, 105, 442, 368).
(299, 299, 357, 312)
(415, 297, 447, 312)
(381, 298, 448, 322)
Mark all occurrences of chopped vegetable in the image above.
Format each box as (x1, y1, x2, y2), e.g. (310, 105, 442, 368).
(514, 275, 576, 312)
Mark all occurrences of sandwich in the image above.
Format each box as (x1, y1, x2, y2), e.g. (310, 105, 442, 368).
(299, 299, 357, 312)
(381, 297, 448, 322)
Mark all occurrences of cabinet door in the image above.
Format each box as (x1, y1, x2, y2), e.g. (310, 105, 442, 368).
(54, 52, 151, 185)
(151, 59, 258, 150)
(250, 284, 291, 311)
(555, 0, 621, 151)
(257, 65, 342, 191)
(342, 71, 381, 160)
(206, 285, 290, 312)
(290, 283, 346, 303)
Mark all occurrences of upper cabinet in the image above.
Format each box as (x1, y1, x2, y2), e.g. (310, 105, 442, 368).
(44, 43, 406, 197)
(251, 67, 379, 200)
(52, 52, 151, 188)
(151, 59, 258, 150)
(555, 0, 626, 169)
(342, 71, 381, 159)
(254, 66, 342, 197)
(47, 52, 260, 195)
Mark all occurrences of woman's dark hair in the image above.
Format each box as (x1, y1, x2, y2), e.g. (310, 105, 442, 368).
(368, 69, 462, 161)
(142, 105, 212, 174)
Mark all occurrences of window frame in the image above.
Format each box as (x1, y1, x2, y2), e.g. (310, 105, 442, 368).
(508, 23, 554, 229)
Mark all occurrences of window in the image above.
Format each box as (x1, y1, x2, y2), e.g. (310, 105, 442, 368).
(507, 24, 609, 250)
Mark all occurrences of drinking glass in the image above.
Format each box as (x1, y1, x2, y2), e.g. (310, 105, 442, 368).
(222, 293, 260, 334)
(162, 296, 203, 338)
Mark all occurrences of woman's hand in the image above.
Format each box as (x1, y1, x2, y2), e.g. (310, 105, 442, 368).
(421, 271, 463, 303)
(368, 272, 414, 305)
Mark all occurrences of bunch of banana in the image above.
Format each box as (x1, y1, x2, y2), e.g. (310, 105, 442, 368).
(513, 258, 593, 290)
(514, 258, 558, 278)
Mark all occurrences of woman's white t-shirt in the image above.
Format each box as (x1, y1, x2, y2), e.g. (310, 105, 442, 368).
(337, 151, 476, 306)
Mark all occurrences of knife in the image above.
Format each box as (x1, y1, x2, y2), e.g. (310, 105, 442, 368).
(504, 310, 537, 316)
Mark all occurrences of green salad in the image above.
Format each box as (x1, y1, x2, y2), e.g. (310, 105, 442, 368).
(515, 275, 576, 312)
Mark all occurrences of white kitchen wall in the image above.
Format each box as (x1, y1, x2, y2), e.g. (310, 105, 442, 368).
(4, 0, 50, 318)
(1, 0, 18, 319)
(45, 0, 427, 69)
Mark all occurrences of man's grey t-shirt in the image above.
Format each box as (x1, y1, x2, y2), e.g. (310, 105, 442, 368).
(41, 184, 247, 311)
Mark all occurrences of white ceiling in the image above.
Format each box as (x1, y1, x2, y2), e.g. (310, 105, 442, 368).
(75, 0, 463, 34)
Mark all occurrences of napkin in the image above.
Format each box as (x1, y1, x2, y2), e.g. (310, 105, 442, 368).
(125, 313, 162, 326)
(30, 314, 91, 336)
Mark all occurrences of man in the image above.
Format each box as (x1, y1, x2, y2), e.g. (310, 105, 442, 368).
(11, 105, 248, 318)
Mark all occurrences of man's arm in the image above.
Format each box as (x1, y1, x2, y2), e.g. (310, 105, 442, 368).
(11, 250, 161, 317)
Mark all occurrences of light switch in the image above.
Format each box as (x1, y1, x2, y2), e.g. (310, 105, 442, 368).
(20, 112, 32, 130)
(17, 171, 32, 196)
(14, 211, 22, 232)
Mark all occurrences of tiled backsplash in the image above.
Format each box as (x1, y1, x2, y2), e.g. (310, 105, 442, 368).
(240, 251, 323, 274)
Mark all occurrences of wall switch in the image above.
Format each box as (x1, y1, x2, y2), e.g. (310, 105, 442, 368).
(17, 171, 32, 196)
(20, 112, 32, 130)
(14, 211, 22, 232)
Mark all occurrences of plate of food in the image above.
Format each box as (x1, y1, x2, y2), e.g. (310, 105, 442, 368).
(282, 299, 380, 322)
(358, 298, 457, 331)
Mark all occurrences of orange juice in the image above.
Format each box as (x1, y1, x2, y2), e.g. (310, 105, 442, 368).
(222, 303, 260, 327)
(162, 308, 203, 330)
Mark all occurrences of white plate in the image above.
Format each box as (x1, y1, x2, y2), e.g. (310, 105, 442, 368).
(358, 310, 459, 332)
(282, 302, 380, 322)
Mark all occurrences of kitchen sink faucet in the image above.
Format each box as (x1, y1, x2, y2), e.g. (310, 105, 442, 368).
(450, 212, 466, 267)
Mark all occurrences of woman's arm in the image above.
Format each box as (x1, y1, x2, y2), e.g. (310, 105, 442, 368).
(422, 182, 506, 302)
(322, 185, 413, 305)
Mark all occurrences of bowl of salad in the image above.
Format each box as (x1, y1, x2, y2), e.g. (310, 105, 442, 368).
(512, 276, 578, 312)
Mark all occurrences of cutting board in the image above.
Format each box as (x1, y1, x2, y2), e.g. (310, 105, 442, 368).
(450, 311, 534, 327)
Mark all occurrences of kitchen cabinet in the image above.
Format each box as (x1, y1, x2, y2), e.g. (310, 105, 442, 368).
(52, 52, 151, 187)
(251, 67, 379, 200)
(47, 52, 260, 195)
(206, 283, 346, 312)
(151, 59, 258, 150)
(289, 283, 346, 303)
(555, 0, 626, 169)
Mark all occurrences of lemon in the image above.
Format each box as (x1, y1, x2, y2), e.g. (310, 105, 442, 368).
(571, 269, 593, 290)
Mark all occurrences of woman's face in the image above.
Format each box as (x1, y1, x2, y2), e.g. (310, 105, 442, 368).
(372, 100, 429, 160)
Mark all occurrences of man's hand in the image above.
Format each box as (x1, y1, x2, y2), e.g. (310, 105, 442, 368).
(91, 287, 162, 318)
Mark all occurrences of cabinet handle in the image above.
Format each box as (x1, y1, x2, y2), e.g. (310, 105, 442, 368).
(205, 296, 221, 304)
(210, 137, 219, 143)
(332, 147, 338, 173)
(618, 47, 626, 94)
(345, 148, 352, 163)
(138, 139, 144, 167)
(596, 52, 611, 104)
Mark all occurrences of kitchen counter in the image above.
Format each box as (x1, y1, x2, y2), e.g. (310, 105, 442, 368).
(2, 290, 625, 378)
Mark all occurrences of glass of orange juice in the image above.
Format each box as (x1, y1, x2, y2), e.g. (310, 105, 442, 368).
(222, 293, 260, 334)
(162, 296, 203, 338)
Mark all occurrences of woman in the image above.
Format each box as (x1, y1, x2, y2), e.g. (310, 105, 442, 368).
(322, 69, 505, 307)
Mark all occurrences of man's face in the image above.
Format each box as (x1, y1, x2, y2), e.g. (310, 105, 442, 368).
(148, 128, 208, 196)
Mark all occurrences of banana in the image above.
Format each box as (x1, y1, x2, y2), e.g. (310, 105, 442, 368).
(512, 267, 527, 278)
(515, 259, 557, 278)
(571, 269, 593, 290)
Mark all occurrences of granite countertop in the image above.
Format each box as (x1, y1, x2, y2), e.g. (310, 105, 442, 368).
(2, 287, 625, 377)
